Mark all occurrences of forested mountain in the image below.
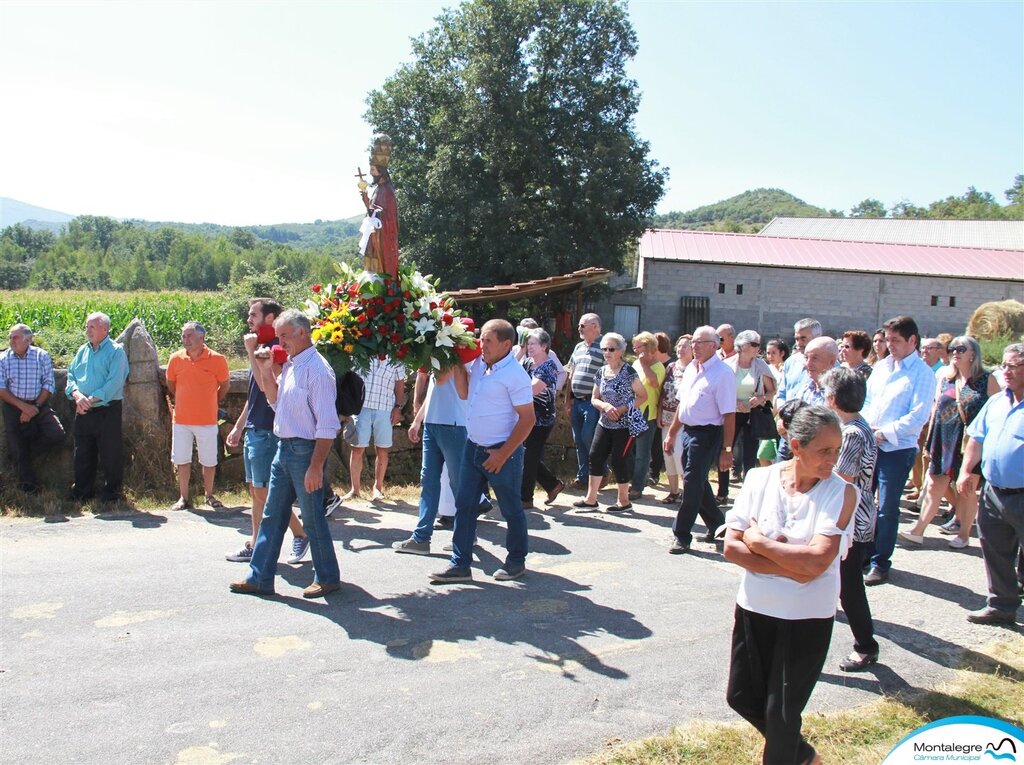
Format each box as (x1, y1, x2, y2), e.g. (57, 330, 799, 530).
(0, 197, 74, 229)
(127, 217, 363, 248)
(650, 189, 837, 232)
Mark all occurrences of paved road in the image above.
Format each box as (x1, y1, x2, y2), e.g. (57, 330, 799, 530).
(1, 487, 1015, 765)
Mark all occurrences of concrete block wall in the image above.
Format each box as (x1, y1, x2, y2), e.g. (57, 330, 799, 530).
(605, 259, 1022, 341)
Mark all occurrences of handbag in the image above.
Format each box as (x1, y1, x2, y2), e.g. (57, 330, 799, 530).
(748, 362, 778, 440)
(626, 405, 649, 438)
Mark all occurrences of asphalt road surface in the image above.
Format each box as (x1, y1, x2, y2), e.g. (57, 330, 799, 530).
(1, 488, 1015, 765)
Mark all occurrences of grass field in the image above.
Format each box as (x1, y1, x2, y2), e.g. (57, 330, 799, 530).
(0, 289, 246, 364)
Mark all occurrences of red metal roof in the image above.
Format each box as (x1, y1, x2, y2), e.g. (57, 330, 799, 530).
(640, 229, 1024, 282)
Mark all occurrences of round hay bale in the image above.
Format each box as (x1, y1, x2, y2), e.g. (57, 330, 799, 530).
(966, 299, 1024, 340)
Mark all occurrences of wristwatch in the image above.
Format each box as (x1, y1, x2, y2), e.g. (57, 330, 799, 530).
(724, 446, 733, 453)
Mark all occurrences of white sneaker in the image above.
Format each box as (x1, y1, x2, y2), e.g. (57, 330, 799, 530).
(898, 531, 924, 545)
(948, 536, 970, 549)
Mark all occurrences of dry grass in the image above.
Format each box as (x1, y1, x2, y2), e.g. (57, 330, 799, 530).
(582, 639, 1024, 765)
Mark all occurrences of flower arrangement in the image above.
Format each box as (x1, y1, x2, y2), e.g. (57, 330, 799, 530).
(303, 261, 479, 374)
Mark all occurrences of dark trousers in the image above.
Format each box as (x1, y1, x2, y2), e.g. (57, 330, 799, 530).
(589, 424, 634, 483)
(649, 424, 664, 480)
(978, 483, 1024, 615)
(3, 401, 65, 490)
(839, 541, 878, 655)
(72, 401, 124, 501)
(718, 411, 754, 497)
(727, 605, 833, 765)
(521, 424, 559, 501)
(673, 424, 725, 545)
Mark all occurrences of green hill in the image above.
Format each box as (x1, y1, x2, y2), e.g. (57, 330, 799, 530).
(651, 188, 838, 232)
(127, 216, 363, 248)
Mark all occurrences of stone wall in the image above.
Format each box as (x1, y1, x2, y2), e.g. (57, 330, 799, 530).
(3, 320, 581, 497)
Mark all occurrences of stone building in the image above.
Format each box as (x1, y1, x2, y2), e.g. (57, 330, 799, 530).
(595, 223, 1023, 341)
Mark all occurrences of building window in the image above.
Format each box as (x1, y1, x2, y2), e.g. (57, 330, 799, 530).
(949, 296, 956, 307)
(612, 304, 640, 341)
(679, 296, 710, 333)
(736, 284, 743, 295)
(930, 296, 938, 306)
(718, 283, 725, 294)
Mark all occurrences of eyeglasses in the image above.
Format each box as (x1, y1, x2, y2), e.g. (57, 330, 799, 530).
(693, 339, 715, 345)
(601, 347, 619, 353)
(949, 346, 968, 354)
(1000, 361, 1024, 371)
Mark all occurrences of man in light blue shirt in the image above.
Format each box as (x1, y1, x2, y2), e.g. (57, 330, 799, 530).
(862, 316, 936, 585)
(957, 342, 1024, 625)
(65, 312, 129, 502)
(775, 318, 821, 405)
(430, 319, 535, 583)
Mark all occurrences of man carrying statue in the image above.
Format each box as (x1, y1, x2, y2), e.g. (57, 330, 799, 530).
(358, 133, 399, 279)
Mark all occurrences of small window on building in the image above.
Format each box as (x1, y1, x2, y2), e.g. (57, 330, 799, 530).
(949, 296, 956, 307)
(930, 296, 938, 306)
(736, 284, 743, 295)
(718, 283, 726, 294)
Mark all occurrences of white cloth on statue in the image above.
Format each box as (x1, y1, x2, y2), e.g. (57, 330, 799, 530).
(359, 212, 382, 256)
(438, 462, 488, 518)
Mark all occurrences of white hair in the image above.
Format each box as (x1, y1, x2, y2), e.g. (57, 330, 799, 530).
(693, 325, 720, 348)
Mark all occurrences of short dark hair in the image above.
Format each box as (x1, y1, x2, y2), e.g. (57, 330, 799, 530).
(482, 319, 516, 345)
(249, 297, 284, 321)
(842, 330, 871, 356)
(654, 331, 672, 355)
(883, 315, 920, 349)
(778, 399, 807, 430)
(821, 367, 867, 413)
(766, 337, 790, 361)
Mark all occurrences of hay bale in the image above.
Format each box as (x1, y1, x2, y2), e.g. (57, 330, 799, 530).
(966, 299, 1024, 340)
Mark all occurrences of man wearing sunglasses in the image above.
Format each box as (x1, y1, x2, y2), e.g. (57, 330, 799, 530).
(564, 313, 605, 489)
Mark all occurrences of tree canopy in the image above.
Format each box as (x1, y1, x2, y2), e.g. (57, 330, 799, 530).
(364, 0, 666, 289)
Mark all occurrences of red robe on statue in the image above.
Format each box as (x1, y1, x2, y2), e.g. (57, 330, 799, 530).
(369, 179, 399, 280)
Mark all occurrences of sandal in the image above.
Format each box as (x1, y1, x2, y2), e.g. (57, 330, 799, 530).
(205, 495, 225, 509)
(170, 497, 190, 511)
(572, 499, 599, 509)
(608, 503, 632, 513)
(661, 493, 681, 504)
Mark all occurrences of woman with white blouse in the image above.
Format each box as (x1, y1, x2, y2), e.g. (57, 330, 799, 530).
(723, 405, 856, 765)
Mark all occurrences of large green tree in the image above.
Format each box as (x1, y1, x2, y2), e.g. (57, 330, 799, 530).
(364, 0, 666, 288)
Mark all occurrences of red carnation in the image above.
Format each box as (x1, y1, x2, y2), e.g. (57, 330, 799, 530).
(411, 310, 420, 319)
(442, 313, 454, 326)
(377, 325, 387, 334)
(402, 291, 411, 299)
(429, 301, 437, 310)
(360, 327, 372, 337)
(398, 345, 410, 359)
(312, 284, 321, 293)
(390, 333, 401, 343)
(397, 315, 405, 325)
(366, 307, 377, 319)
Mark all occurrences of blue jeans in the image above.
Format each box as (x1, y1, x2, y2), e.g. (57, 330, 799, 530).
(571, 398, 600, 482)
(412, 423, 467, 543)
(630, 419, 658, 492)
(673, 425, 726, 546)
(450, 441, 528, 571)
(247, 438, 340, 589)
(868, 447, 916, 573)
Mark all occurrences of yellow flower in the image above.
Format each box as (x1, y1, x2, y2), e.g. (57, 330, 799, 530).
(311, 329, 323, 342)
(343, 344, 355, 353)
(331, 331, 345, 343)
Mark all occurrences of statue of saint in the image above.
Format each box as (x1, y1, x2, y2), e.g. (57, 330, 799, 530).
(358, 134, 399, 279)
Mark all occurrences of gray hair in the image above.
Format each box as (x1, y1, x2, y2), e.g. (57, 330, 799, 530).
(717, 324, 736, 339)
(794, 318, 823, 338)
(788, 404, 840, 447)
(526, 327, 551, 351)
(518, 317, 539, 329)
(603, 332, 626, 352)
(86, 312, 111, 330)
(820, 367, 866, 414)
(580, 312, 601, 330)
(945, 336, 984, 382)
(8, 323, 32, 340)
(1004, 342, 1024, 358)
(806, 336, 839, 360)
(182, 321, 206, 336)
(693, 325, 720, 348)
(274, 308, 311, 335)
(735, 329, 761, 347)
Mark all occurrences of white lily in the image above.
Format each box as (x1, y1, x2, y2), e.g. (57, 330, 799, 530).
(412, 316, 436, 335)
(302, 299, 321, 319)
(435, 325, 455, 347)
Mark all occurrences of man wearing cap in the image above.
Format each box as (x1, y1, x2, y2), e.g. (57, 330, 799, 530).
(0, 324, 65, 493)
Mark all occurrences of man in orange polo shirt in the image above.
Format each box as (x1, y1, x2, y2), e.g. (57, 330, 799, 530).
(167, 321, 230, 510)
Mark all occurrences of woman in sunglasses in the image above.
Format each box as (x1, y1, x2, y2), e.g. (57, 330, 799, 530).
(573, 333, 647, 512)
(899, 335, 999, 549)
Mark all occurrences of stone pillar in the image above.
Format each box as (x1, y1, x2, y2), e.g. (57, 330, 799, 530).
(116, 318, 163, 427)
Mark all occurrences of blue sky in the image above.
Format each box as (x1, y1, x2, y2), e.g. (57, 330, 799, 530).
(1, 0, 1020, 224)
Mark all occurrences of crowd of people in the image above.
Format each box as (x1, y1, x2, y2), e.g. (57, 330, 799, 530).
(3, 302, 1022, 765)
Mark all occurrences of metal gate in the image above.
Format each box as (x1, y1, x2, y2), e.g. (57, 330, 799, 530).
(679, 296, 710, 334)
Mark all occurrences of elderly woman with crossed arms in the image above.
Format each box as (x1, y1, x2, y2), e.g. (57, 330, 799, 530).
(723, 405, 856, 765)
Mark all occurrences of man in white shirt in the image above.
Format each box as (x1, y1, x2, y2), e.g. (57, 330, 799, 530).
(345, 357, 406, 501)
(430, 320, 536, 583)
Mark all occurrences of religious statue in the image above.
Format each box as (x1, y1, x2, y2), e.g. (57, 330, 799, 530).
(357, 133, 399, 279)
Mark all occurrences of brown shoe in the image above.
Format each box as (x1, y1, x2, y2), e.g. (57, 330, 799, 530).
(569, 479, 586, 490)
(303, 581, 341, 599)
(229, 580, 274, 596)
(545, 481, 565, 505)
